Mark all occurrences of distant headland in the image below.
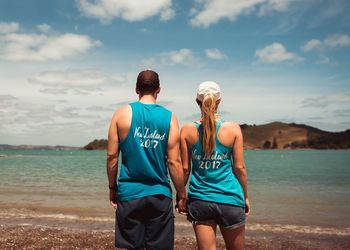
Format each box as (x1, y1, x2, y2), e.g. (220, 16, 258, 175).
(83, 121, 350, 150)
(241, 121, 350, 149)
(0, 144, 80, 150)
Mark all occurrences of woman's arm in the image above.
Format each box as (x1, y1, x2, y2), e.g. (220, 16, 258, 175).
(232, 123, 250, 215)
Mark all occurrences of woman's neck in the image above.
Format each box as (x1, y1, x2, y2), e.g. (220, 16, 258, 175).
(200, 112, 219, 122)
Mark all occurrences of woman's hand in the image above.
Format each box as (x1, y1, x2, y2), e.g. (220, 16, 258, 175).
(175, 194, 188, 215)
(109, 189, 117, 209)
(245, 198, 250, 216)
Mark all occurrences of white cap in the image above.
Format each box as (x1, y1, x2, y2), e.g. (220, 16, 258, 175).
(196, 81, 221, 102)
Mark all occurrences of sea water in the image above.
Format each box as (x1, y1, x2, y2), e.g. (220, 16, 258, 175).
(0, 149, 349, 229)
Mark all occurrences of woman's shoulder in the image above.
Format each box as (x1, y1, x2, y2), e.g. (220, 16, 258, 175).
(181, 122, 198, 133)
(218, 121, 242, 139)
(221, 121, 241, 130)
(180, 122, 199, 142)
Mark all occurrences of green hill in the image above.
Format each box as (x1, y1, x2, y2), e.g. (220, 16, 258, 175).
(83, 122, 350, 150)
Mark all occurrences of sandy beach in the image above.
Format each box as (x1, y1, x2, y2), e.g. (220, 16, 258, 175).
(1, 223, 350, 250)
(1, 208, 349, 250)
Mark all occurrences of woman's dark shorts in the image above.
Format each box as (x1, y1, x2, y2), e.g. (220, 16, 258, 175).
(187, 198, 246, 229)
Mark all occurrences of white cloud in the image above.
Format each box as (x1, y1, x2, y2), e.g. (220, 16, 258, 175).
(0, 22, 19, 34)
(30, 69, 119, 87)
(0, 94, 18, 109)
(302, 34, 350, 52)
(301, 39, 322, 52)
(86, 105, 115, 112)
(9, 103, 100, 123)
(157, 100, 174, 106)
(37, 23, 51, 33)
(332, 109, 350, 118)
(258, 0, 290, 16)
(307, 0, 347, 29)
(255, 42, 303, 63)
(324, 34, 350, 48)
(301, 92, 350, 108)
(164, 49, 195, 65)
(77, 0, 175, 23)
(316, 55, 331, 65)
(0, 29, 101, 62)
(160, 8, 175, 21)
(0, 94, 17, 102)
(205, 48, 227, 60)
(39, 88, 69, 95)
(0, 96, 110, 144)
(190, 0, 291, 28)
(144, 48, 200, 67)
(29, 69, 127, 94)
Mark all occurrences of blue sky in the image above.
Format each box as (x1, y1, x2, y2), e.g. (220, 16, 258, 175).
(0, 0, 349, 146)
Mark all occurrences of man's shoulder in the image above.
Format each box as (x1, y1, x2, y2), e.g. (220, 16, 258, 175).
(156, 103, 172, 114)
(113, 104, 132, 120)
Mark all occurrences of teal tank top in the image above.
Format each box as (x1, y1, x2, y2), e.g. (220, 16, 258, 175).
(188, 120, 245, 207)
(117, 101, 172, 201)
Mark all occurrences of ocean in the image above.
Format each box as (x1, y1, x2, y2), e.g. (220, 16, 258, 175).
(0, 149, 350, 235)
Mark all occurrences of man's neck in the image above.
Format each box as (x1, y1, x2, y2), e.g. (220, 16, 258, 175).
(139, 95, 157, 104)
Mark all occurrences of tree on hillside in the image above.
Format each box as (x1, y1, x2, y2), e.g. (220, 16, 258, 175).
(262, 140, 271, 149)
(272, 137, 278, 149)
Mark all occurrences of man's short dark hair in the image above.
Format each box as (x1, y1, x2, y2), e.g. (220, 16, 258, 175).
(136, 70, 160, 94)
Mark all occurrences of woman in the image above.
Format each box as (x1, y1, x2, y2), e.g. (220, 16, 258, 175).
(180, 81, 250, 250)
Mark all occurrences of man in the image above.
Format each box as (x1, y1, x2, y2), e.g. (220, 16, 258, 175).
(107, 70, 187, 250)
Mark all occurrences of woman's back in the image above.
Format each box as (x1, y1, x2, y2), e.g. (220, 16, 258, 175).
(184, 120, 245, 207)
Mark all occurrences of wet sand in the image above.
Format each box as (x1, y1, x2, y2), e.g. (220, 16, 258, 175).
(1, 208, 350, 250)
(1, 224, 350, 250)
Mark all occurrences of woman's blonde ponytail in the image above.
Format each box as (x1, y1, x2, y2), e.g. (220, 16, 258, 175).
(202, 93, 216, 158)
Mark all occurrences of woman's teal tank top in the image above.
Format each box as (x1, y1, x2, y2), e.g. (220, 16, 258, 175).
(188, 120, 245, 207)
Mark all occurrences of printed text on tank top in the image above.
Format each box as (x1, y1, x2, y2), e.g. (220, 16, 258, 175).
(134, 126, 166, 149)
(191, 119, 232, 170)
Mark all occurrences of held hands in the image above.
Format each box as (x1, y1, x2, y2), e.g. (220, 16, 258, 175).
(109, 189, 118, 209)
(245, 198, 251, 216)
(175, 194, 188, 215)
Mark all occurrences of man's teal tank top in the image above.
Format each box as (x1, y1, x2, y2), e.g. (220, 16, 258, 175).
(188, 120, 245, 207)
(117, 101, 172, 201)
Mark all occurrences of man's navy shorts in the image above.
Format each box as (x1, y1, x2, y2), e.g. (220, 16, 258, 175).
(115, 194, 174, 250)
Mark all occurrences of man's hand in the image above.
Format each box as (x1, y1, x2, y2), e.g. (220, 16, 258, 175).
(109, 189, 117, 208)
(175, 195, 187, 215)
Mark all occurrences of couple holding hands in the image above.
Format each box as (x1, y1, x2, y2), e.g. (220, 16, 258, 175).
(107, 70, 250, 250)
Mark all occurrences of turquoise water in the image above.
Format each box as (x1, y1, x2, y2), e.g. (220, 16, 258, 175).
(245, 150, 350, 228)
(0, 149, 349, 228)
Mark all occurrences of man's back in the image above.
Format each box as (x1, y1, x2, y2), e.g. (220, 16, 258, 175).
(117, 101, 172, 201)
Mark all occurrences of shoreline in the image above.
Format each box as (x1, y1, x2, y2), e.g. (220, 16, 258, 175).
(1, 207, 349, 234)
(1, 208, 350, 249)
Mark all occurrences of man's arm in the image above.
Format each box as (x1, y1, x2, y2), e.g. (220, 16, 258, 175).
(180, 125, 191, 186)
(167, 114, 187, 212)
(106, 112, 119, 208)
(232, 123, 250, 215)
